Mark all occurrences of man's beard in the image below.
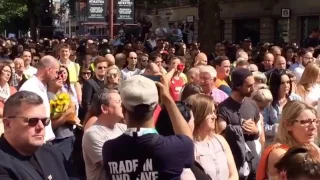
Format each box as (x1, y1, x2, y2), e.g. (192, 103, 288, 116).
(302, 61, 309, 67)
(240, 90, 252, 97)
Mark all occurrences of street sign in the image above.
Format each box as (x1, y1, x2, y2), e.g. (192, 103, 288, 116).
(116, 0, 135, 24)
(87, 0, 107, 22)
(281, 8, 291, 18)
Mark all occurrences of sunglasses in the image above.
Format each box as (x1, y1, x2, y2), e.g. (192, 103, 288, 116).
(33, 59, 39, 62)
(82, 72, 91, 76)
(97, 66, 107, 70)
(107, 73, 118, 78)
(6, 117, 50, 126)
(129, 57, 137, 59)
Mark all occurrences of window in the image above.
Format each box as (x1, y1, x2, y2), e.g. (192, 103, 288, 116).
(273, 18, 285, 46)
(300, 16, 320, 45)
(233, 19, 260, 46)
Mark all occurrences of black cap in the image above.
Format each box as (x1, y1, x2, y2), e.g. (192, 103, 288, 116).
(231, 68, 253, 89)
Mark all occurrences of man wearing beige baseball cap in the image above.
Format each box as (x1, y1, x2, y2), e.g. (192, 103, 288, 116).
(102, 75, 194, 179)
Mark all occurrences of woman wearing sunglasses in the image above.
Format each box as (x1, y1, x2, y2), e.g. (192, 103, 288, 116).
(78, 64, 93, 87)
(78, 64, 93, 121)
(104, 66, 121, 90)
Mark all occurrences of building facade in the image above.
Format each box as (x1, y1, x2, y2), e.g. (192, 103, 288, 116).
(145, 0, 320, 46)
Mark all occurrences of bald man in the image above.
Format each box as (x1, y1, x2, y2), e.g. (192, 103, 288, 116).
(143, 63, 160, 76)
(194, 52, 208, 66)
(249, 64, 258, 72)
(121, 52, 140, 80)
(258, 53, 274, 72)
(19, 55, 60, 142)
(37, 55, 60, 82)
(187, 67, 200, 83)
(274, 56, 286, 70)
(105, 54, 115, 66)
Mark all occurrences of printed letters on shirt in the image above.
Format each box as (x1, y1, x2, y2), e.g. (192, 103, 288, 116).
(108, 159, 158, 180)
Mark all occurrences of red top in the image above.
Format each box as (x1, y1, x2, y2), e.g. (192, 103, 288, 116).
(169, 77, 185, 101)
(153, 105, 161, 125)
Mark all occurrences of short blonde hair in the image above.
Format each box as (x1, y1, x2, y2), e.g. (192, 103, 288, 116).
(253, 71, 267, 84)
(251, 84, 273, 103)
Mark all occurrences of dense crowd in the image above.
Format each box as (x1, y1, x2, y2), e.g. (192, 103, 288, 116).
(0, 25, 319, 180)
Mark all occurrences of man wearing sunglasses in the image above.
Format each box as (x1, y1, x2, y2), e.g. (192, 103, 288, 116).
(0, 91, 72, 179)
(19, 55, 60, 143)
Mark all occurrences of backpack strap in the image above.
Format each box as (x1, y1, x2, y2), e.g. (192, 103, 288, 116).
(256, 144, 289, 180)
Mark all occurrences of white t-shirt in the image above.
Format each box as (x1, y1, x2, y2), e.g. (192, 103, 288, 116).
(24, 66, 37, 78)
(293, 64, 305, 83)
(19, 76, 55, 142)
(82, 123, 126, 180)
(121, 67, 141, 80)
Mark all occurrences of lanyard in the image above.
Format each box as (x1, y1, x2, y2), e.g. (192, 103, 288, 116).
(124, 128, 158, 137)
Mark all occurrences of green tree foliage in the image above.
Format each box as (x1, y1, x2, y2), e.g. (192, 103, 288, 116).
(0, 0, 27, 24)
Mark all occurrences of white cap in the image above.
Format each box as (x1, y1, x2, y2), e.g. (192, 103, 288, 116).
(120, 75, 158, 112)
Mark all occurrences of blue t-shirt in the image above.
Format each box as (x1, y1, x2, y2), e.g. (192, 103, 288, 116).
(102, 134, 194, 180)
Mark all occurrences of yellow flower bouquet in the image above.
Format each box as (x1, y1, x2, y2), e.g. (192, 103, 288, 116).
(50, 93, 77, 125)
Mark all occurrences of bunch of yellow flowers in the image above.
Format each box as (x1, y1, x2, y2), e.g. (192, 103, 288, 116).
(50, 93, 71, 119)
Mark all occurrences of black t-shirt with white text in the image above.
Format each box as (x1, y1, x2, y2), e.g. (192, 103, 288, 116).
(102, 134, 194, 180)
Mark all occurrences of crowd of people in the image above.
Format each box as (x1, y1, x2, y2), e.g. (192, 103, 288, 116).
(0, 25, 319, 180)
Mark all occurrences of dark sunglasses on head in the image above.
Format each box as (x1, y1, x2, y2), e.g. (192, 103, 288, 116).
(6, 117, 50, 127)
